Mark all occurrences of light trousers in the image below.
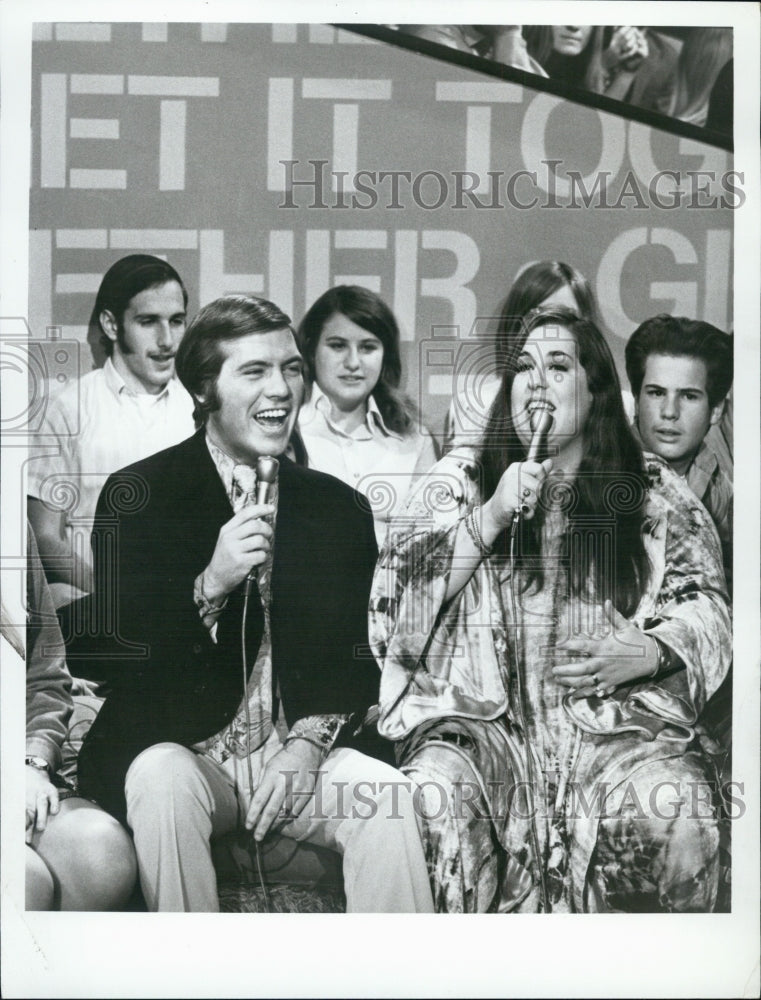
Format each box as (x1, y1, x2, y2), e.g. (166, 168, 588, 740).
(125, 741, 434, 912)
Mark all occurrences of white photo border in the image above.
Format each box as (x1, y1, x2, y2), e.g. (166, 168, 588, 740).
(1, 2, 758, 997)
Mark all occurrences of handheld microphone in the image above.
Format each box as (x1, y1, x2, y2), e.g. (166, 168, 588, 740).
(246, 456, 279, 584)
(255, 455, 279, 506)
(526, 407, 553, 463)
(512, 408, 554, 523)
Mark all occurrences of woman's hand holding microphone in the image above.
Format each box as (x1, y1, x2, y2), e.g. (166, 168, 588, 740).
(480, 459, 554, 540)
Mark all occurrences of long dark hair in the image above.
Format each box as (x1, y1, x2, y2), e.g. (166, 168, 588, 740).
(297, 285, 417, 435)
(479, 306, 649, 615)
(524, 26, 606, 92)
(669, 28, 733, 125)
(496, 260, 597, 357)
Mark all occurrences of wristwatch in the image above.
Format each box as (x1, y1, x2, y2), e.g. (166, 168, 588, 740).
(25, 755, 50, 773)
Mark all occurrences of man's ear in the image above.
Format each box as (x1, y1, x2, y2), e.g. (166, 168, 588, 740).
(100, 309, 119, 343)
(194, 377, 211, 409)
(709, 397, 726, 426)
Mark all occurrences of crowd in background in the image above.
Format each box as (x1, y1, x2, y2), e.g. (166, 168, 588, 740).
(392, 25, 733, 136)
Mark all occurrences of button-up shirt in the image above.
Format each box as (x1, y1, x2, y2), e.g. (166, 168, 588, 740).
(28, 358, 195, 574)
(631, 423, 732, 588)
(298, 385, 437, 547)
(685, 438, 733, 586)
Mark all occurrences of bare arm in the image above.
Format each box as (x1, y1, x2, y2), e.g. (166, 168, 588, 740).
(444, 459, 552, 602)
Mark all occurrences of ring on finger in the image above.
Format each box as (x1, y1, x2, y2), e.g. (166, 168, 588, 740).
(522, 487, 531, 498)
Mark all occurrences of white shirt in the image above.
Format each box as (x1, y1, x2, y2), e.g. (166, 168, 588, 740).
(27, 358, 195, 572)
(298, 384, 437, 548)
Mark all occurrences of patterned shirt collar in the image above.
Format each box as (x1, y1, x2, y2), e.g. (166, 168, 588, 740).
(204, 434, 281, 514)
(205, 434, 238, 500)
(684, 438, 719, 502)
(632, 421, 718, 500)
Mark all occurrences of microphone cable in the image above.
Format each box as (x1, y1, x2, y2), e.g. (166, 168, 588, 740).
(241, 574, 273, 912)
(238, 455, 279, 912)
(508, 514, 550, 913)
(505, 407, 553, 912)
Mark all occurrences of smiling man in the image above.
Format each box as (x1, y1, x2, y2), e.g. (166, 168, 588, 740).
(625, 314, 733, 584)
(76, 294, 433, 913)
(27, 255, 195, 604)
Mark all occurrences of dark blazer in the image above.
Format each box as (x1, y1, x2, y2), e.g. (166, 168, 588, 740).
(77, 430, 382, 821)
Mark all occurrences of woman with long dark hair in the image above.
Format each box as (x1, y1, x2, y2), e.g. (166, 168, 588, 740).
(370, 306, 730, 912)
(524, 25, 608, 91)
(524, 25, 660, 101)
(298, 285, 437, 545)
(444, 260, 598, 451)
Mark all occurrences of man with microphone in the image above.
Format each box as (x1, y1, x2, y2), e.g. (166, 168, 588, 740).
(77, 294, 434, 913)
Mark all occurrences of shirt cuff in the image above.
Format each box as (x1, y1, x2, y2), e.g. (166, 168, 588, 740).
(283, 714, 350, 761)
(193, 571, 228, 638)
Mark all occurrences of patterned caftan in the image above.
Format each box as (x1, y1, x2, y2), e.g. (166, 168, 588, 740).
(369, 449, 731, 912)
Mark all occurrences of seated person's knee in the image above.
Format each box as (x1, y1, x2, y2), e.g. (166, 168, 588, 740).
(25, 846, 55, 910)
(126, 743, 199, 803)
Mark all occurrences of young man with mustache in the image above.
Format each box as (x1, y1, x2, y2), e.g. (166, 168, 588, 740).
(27, 254, 195, 605)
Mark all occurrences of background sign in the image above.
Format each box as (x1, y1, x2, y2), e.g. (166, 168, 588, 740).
(29, 21, 735, 440)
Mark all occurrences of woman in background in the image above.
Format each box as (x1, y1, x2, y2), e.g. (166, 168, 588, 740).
(705, 58, 733, 136)
(444, 260, 598, 451)
(668, 28, 733, 128)
(298, 285, 437, 547)
(524, 25, 658, 99)
(371, 306, 730, 912)
(524, 25, 607, 91)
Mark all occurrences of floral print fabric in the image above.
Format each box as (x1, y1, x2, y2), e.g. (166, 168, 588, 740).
(369, 449, 730, 911)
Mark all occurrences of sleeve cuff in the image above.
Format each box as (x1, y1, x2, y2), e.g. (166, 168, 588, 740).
(193, 571, 228, 637)
(283, 714, 350, 760)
